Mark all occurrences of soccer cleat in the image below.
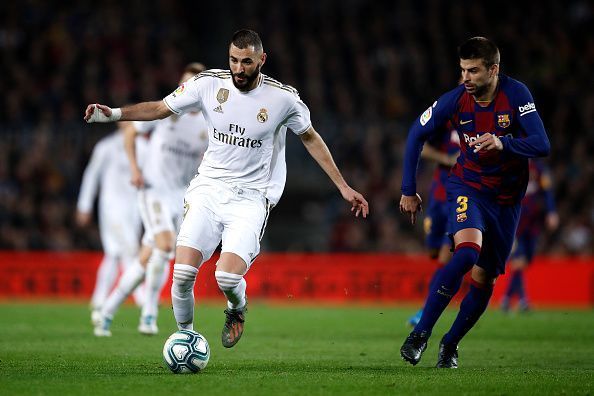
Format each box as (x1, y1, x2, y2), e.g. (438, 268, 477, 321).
(518, 299, 531, 313)
(436, 339, 459, 368)
(400, 331, 429, 365)
(91, 309, 102, 326)
(407, 309, 423, 328)
(138, 315, 158, 335)
(221, 303, 247, 348)
(94, 315, 113, 337)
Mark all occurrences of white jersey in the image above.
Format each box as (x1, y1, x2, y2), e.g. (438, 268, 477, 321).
(133, 112, 208, 194)
(163, 69, 311, 205)
(77, 131, 147, 256)
(77, 131, 145, 216)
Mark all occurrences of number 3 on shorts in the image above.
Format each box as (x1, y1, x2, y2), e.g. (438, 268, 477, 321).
(456, 196, 468, 213)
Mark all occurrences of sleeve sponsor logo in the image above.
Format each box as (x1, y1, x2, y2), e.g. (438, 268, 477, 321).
(420, 106, 433, 126)
(518, 102, 536, 116)
(172, 83, 185, 98)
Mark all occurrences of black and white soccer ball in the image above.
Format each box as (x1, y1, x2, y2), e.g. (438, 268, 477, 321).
(162, 330, 210, 374)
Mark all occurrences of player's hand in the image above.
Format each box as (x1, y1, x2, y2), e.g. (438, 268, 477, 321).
(340, 186, 369, 218)
(84, 103, 121, 123)
(546, 212, 559, 231)
(75, 210, 92, 227)
(130, 166, 145, 188)
(399, 193, 422, 225)
(469, 133, 503, 153)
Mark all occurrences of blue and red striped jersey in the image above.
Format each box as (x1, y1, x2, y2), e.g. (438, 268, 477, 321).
(402, 74, 550, 205)
(516, 159, 556, 235)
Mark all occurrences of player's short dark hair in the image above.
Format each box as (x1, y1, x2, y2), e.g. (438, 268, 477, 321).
(458, 37, 500, 67)
(184, 62, 206, 75)
(231, 29, 263, 52)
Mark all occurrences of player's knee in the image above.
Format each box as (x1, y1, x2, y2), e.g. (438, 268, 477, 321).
(471, 266, 496, 287)
(215, 270, 243, 292)
(216, 252, 248, 275)
(154, 232, 175, 253)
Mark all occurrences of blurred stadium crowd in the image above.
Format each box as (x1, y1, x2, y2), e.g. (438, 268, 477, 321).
(0, 0, 592, 254)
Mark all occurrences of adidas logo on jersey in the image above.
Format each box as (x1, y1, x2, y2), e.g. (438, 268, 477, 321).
(214, 105, 224, 113)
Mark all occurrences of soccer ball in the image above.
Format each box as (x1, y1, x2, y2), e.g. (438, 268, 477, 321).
(162, 330, 210, 373)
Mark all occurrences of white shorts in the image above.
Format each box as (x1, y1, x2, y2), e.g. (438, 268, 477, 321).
(138, 188, 184, 249)
(177, 175, 272, 268)
(98, 205, 142, 258)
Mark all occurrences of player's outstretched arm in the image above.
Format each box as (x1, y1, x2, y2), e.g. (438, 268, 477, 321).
(84, 101, 173, 123)
(300, 127, 369, 218)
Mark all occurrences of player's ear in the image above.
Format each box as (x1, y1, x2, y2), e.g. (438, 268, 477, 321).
(260, 52, 267, 67)
(490, 64, 499, 78)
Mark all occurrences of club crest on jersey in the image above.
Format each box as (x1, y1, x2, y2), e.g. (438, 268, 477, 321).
(497, 114, 511, 128)
(217, 88, 229, 104)
(456, 213, 467, 223)
(257, 108, 268, 123)
(214, 88, 229, 113)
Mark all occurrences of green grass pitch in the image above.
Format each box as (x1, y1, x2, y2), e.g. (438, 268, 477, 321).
(0, 301, 592, 395)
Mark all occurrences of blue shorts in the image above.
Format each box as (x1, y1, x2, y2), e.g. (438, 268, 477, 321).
(446, 180, 521, 277)
(424, 197, 450, 251)
(511, 231, 538, 263)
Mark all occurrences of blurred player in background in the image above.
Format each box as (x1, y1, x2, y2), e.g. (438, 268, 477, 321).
(93, 62, 209, 337)
(75, 122, 147, 324)
(84, 29, 368, 348)
(399, 37, 550, 368)
(408, 123, 459, 327)
(501, 159, 558, 312)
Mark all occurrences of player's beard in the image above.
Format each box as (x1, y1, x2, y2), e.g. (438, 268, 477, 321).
(471, 83, 488, 98)
(232, 64, 261, 91)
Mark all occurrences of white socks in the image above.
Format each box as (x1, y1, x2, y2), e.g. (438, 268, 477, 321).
(91, 254, 119, 309)
(141, 249, 170, 320)
(120, 255, 145, 307)
(215, 270, 246, 311)
(171, 264, 198, 330)
(101, 260, 145, 319)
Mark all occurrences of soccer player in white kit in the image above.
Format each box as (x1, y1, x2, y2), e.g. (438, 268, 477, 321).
(75, 122, 147, 324)
(93, 63, 209, 336)
(84, 30, 369, 347)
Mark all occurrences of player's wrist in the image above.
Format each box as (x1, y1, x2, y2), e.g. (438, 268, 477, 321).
(111, 108, 122, 121)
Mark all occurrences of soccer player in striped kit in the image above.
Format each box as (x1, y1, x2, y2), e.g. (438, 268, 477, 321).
(399, 37, 550, 368)
(84, 30, 368, 347)
(501, 159, 558, 313)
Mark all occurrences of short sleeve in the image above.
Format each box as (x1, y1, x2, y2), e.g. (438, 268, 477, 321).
(163, 76, 203, 115)
(285, 98, 312, 135)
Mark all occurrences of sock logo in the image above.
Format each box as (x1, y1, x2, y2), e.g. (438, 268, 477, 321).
(437, 286, 453, 298)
